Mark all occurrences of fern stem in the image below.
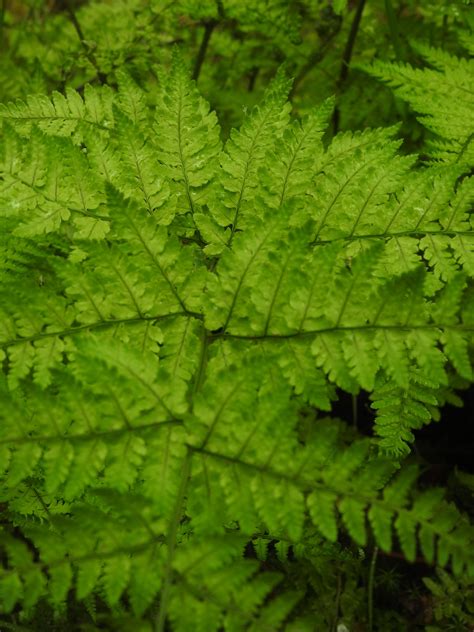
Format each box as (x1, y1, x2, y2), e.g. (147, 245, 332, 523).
(2, 537, 165, 579)
(212, 322, 474, 343)
(312, 228, 474, 247)
(368, 545, 378, 632)
(455, 131, 474, 164)
(124, 212, 190, 312)
(1, 312, 195, 350)
(156, 449, 193, 632)
(0, 419, 182, 448)
(64, 0, 106, 83)
(177, 86, 196, 214)
(192, 328, 211, 395)
(192, 20, 217, 81)
(333, 0, 367, 134)
(31, 487, 52, 520)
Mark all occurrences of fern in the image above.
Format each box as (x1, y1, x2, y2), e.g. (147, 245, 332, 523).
(0, 85, 114, 138)
(0, 52, 473, 630)
(423, 567, 474, 630)
(364, 39, 474, 164)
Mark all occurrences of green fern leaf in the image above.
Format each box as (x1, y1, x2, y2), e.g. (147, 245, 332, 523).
(307, 489, 338, 542)
(0, 85, 114, 138)
(363, 44, 474, 164)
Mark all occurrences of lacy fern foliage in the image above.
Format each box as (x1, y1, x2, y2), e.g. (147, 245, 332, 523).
(365, 40, 474, 165)
(1, 52, 474, 629)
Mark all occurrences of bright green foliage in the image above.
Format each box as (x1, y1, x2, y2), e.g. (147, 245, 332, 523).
(0, 45, 473, 631)
(365, 42, 474, 165)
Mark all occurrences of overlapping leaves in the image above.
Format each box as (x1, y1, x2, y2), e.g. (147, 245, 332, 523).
(1, 52, 473, 629)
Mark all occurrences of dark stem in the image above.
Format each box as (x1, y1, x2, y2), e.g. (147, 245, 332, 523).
(65, 0, 86, 41)
(368, 545, 378, 632)
(64, 0, 106, 83)
(332, 0, 367, 135)
(192, 20, 216, 81)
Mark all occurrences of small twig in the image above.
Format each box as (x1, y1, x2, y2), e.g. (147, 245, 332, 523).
(332, 0, 367, 134)
(64, 0, 86, 42)
(368, 545, 378, 632)
(64, 0, 106, 83)
(192, 20, 217, 81)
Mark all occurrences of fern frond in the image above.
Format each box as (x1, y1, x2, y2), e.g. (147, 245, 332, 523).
(260, 99, 333, 212)
(0, 126, 109, 238)
(0, 85, 114, 138)
(209, 69, 292, 250)
(363, 43, 474, 164)
(310, 126, 411, 242)
(371, 370, 441, 456)
(153, 49, 222, 215)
